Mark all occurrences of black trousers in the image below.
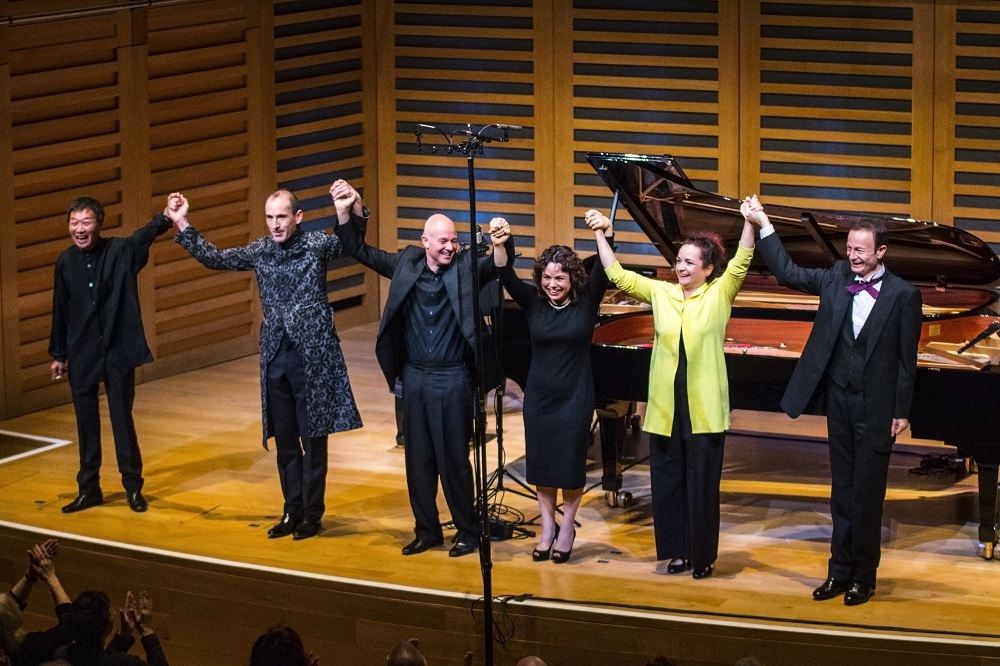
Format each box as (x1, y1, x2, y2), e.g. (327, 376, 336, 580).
(267, 335, 328, 521)
(825, 382, 892, 588)
(71, 368, 143, 495)
(648, 426, 725, 568)
(401, 364, 478, 543)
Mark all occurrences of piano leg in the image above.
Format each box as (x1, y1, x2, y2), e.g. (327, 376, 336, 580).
(977, 463, 999, 560)
(596, 401, 631, 508)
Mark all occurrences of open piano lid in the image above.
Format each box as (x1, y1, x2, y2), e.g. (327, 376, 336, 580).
(587, 152, 1000, 292)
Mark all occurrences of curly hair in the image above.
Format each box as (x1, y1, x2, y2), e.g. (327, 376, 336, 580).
(0, 592, 25, 655)
(532, 245, 587, 301)
(681, 232, 727, 279)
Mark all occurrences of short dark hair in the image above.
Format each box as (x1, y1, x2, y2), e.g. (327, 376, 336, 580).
(250, 625, 309, 666)
(532, 245, 587, 301)
(67, 590, 111, 652)
(851, 217, 888, 249)
(66, 197, 104, 226)
(681, 231, 727, 279)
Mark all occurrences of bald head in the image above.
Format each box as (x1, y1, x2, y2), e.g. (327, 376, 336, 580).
(387, 641, 426, 666)
(421, 213, 459, 272)
(516, 658, 548, 666)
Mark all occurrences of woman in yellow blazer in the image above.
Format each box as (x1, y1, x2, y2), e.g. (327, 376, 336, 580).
(587, 209, 757, 578)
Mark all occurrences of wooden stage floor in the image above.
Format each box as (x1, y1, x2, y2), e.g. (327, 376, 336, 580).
(1, 322, 998, 665)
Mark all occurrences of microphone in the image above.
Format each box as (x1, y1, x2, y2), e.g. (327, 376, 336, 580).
(957, 320, 1000, 354)
(494, 124, 522, 130)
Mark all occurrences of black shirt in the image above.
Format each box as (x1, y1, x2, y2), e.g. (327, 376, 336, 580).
(49, 213, 172, 387)
(403, 262, 470, 368)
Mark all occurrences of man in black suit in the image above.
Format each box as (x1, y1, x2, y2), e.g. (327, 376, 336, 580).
(49, 197, 173, 514)
(742, 195, 922, 605)
(330, 180, 499, 557)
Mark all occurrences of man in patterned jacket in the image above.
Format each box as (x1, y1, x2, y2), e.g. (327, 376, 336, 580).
(167, 189, 362, 540)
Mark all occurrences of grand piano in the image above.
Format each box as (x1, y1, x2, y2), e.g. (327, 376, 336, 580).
(502, 152, 1000, 560)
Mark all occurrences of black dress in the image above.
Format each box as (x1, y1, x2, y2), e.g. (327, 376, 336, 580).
(499, 256, 608, 489)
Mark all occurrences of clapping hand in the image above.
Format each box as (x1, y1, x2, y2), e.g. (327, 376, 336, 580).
(488, 218, 510, 245)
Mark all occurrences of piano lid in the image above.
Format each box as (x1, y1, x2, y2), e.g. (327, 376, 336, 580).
(587, 152, 1000, 288)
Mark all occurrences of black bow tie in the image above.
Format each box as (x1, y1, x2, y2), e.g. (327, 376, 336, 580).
(846, 275, 882, 298)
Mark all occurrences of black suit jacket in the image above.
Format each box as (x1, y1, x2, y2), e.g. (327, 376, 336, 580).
(756, 231, 922, 452)
(335, 213, 499, 390)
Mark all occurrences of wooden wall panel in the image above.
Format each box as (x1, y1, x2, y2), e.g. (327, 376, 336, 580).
(272, 0, 378, 330)
(144, 1, 261, 378)
(2, 10, 134, 415)
(560, 0, 740, 271)
(740, 1, 934, 222)
(375, 1, 542, 279)
(933, 3, 1000, 251)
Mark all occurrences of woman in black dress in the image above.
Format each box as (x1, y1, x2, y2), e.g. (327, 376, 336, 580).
(489, 215, 612, 563)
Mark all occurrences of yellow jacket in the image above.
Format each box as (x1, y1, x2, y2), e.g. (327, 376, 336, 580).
(605, 244, 753, 436)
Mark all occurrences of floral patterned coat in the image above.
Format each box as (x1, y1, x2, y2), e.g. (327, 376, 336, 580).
(176, 226, 362, 447)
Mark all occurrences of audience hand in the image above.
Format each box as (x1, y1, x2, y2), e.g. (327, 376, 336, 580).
(584, 209, 610, 232)
(29, 540, 58, 582)
(488, 217, 510, 245)
(124, 590, 155, 636)
(0, 648, 12, 666)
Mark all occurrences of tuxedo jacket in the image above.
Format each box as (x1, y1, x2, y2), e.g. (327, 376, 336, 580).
(756, 232, 922, 452)
(335, 213, 499, 390)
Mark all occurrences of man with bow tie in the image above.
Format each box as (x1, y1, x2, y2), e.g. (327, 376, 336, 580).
(742, 195, 922, 606)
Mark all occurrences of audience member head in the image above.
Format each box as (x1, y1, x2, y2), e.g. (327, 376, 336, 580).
(734, 658, 766, 666)
(646, 656, 679, 666)
(387, 637, 426, 666)
(0, 593, 25, 654)
(66, 591, 112, 654)
(249, 625, 310, 666)
(532, 245, 587, 306)
(516, 657, 548, 666)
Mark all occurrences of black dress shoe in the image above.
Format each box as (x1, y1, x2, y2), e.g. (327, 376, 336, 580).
(844, 582, 875, 606)
(666, 559, 691, 575)
(127, 491, 148, 513)
(267, 514, 301, 539)
(62, 492, 103, 514)
(292, 519, 322, 540)
(449, 540, 478, 557)
(692, 563, 715, 579)
(401, 537, 443, 555)
(813, 576, 851, 601)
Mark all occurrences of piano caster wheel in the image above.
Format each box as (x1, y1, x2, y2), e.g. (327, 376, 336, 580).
(977, 541, 994, 560)
(605, 490, 634, 508)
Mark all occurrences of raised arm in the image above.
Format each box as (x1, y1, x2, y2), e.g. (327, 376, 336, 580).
(330, 180, 398, 278)
(585, 209, 617, 268)
(169, 193, 256, 272)
(488, 217, 511, 267)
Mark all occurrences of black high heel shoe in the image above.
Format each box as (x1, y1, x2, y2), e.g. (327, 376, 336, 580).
(666, 558, 691, 575)
(551, 529, 575, 564)
(532, 526, 558, 562)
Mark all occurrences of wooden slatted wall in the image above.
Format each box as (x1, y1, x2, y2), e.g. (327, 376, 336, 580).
(2, 6, 141, 416)
(145, 1, 264, 379)
(740, 0, 936, 227)
(559, 0, 741, 269)
(933, 3, 1000, 250)
(273, 0, 378, 330)
(4, 0, 1000, 418)
(374, 0, 547, 277)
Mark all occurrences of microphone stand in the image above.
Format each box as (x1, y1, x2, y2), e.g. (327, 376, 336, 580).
(414, 122, 518, 666)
